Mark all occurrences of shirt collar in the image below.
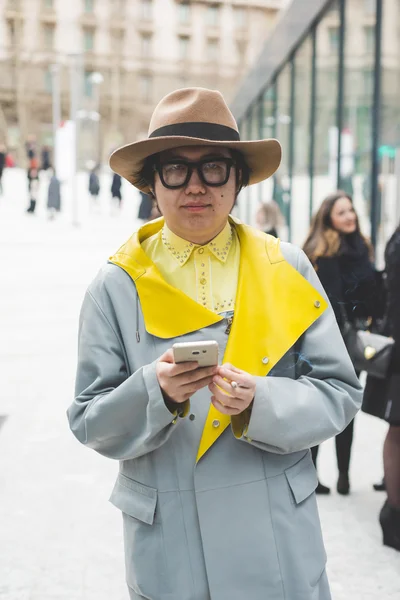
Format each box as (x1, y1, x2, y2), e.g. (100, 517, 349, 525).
(161, 221, 233, 266)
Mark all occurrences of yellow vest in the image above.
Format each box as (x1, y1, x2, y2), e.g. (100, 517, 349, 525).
(109, 217, 327, 462)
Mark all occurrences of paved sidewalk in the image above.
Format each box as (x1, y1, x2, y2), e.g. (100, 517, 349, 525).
(0, 175, 399, 599)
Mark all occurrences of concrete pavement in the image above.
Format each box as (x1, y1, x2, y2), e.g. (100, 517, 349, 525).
(0, 169, 399, 599)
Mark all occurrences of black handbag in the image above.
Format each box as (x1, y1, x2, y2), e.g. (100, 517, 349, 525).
(363, 373, 400, 423)
(340, 306, 394, 378)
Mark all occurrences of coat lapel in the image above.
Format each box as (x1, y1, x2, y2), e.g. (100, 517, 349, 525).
(110, 218, 223, 337)
(109, 218, 328, 462)
(196, 225, 327, 461)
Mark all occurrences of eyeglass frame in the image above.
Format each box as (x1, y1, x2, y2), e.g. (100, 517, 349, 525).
(153, 156, 236, 189)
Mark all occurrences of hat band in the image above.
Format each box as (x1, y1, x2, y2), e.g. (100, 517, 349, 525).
(149, 122, 240, 142)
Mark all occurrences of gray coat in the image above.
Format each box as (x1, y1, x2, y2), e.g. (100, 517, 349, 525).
(68, 227, 362, 600)
(47, 175, 61, 211)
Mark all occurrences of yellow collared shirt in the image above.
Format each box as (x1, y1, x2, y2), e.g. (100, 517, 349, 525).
(141, 221, 240, 314)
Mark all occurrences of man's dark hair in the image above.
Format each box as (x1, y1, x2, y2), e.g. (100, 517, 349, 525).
(134, 148, 251, 196)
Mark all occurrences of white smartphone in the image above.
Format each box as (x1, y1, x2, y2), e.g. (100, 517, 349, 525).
(172, 340, 219, 367)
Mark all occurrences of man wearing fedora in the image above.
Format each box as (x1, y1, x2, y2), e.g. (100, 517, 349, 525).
(68, 88, 362, 600)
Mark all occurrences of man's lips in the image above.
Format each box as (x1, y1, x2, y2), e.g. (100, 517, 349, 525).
(182, 204, 211, 211)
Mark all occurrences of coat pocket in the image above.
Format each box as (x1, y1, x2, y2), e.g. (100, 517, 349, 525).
(268, 452, 327, 597)
(109, 473, 170, 598)
(285, 450, 318, 505)
(109, 473, 157, 524)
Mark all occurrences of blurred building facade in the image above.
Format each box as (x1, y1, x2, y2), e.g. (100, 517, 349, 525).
(0, 0, 284, 164)
(231, 0, 400, 257)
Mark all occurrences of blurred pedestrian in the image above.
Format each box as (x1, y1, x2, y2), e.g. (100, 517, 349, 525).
(88, 166, 100, 210)
(137, 190, 153, 221)
(0, 143, 6, 195)
(25, 136, 38, 170)
(26, 167, 40, 214)
(363, 224, 400, 551)
(303, 191, 378, 495)
(255, 200, 285, 237)
(47, 168, 61, 220)
(41, 145, 51, 172)
(111, 172, 122, 214)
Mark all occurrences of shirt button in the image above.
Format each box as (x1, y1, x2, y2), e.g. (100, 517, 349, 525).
(262, 357, 269, 365)
(200, 277, 207, 285)
(212, 419, 220, 428)
(198, 248, 204, 254)
(314, 300, 321, 308)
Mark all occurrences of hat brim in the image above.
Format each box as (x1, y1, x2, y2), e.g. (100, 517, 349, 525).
(109, 136, 282, 194)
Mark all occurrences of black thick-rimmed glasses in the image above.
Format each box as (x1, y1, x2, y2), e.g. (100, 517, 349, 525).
(155, 157, 235, 189)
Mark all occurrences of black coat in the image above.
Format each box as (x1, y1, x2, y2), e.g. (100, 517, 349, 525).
(363, 228, 400, 423)
(315, 237, 378, 329)
(111, 173, 122, 199)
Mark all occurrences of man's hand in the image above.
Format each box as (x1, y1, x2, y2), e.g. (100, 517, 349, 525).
(209, 363, 256, 415)
(156, 349, 218, 405)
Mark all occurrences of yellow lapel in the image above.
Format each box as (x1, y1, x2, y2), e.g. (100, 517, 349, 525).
(109, 218, 223, 337)
(196, 224, 327, 461)
(109, 218, 327, 462)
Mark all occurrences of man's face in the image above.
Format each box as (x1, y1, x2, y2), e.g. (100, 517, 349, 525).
(154, 146, 237, 244)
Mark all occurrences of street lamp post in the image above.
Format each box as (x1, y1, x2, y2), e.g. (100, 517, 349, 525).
(49, 63, 61, 174)
(68, 53, 83, 227)
(88, 71, 104, 165)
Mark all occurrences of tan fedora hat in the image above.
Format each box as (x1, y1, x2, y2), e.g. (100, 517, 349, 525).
(109, 87, 281, 193)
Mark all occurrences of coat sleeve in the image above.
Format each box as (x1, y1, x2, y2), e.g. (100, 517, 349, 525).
(67, 290, 186, 460)
(235, 249, 363, 455)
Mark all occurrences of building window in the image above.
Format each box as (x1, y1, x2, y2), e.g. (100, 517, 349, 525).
(328, 26, 340, 52)
(141, 33, 152, 58)
(139, 74, 152, 102)
(236, 40, 247, 63)
(178, 2, 191, 24)
(364, 25, 375, 53)
(141, 0, 152, 20)
(43, 25, 54, 49)
(363, 69, 374, 96)
(178, 35, 190, 60)
(364, 0, 375, 14)
(207, 4, 220, 27)
(233, 6, 247, 28)
(44, 0, 53, 7)
(84, 70, 93, 97)
(84, 0, 94, 12)
(8, 21, 15, 47)
(44, 68, 53, 93)
(207, 38, 219, 61)
(84, 29, 94, 51)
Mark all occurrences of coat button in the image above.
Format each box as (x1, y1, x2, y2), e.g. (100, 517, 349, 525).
(314, 300, 321, 308)
(212, 419, 220, 428)
(262, 357, 269, 365)
(189, 414, 195, 421)
(200, 277, 207, 285)
(198, 248, 204, 254)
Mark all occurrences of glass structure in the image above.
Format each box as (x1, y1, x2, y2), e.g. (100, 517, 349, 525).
(232, 0, 399, 262)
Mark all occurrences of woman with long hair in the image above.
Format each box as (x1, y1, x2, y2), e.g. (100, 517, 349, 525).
(303, 191, 378, 495)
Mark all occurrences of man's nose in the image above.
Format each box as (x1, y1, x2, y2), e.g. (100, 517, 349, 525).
(185, 168, 206, 194)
